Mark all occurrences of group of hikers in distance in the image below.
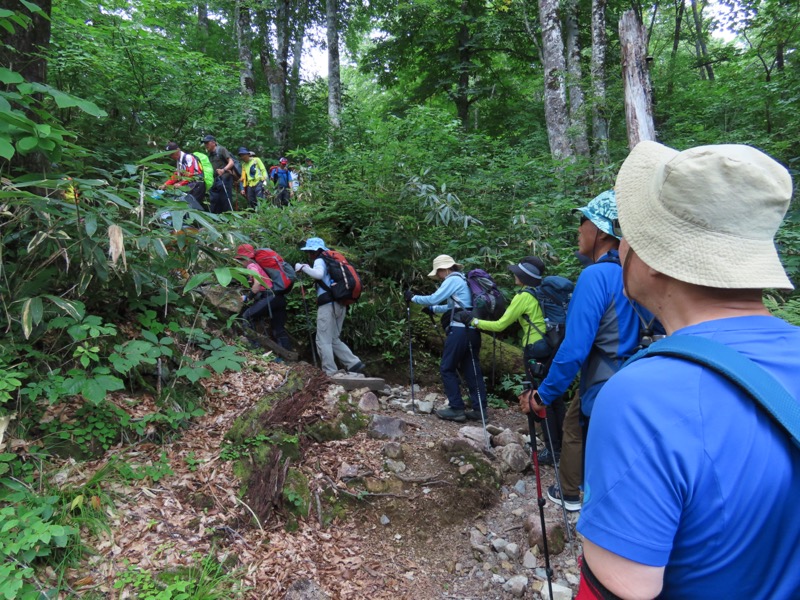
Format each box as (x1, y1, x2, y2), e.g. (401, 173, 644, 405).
(233, 140, 798, 600)
(160, 134, 309, 214)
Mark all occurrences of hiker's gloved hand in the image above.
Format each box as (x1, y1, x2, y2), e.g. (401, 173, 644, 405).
(453, 311, 474, 325)
(294, 263, 307, 274)
(421, 306, 434, 316)
(403, 289, 415, 303)
(241, 294, 248, 303)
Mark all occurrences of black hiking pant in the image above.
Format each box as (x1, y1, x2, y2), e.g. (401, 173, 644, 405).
(242, 292, 291, 350)
(209, 175, 234, 214)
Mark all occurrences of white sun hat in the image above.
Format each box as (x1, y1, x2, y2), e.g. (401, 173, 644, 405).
(427, 254, 463, 278)
(615, 141, 794, 290)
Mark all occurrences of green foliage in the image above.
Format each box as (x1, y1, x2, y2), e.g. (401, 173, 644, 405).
(114, 452, 174, 483)
(113, 552, 244, 599)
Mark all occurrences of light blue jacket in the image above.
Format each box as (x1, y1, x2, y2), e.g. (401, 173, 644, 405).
(411, 272, 473, 315)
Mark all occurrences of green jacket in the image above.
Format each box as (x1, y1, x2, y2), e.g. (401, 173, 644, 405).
(473, 291, 545, 347)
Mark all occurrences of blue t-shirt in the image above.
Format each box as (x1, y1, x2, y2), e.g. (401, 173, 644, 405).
(578, 315, 800, 599)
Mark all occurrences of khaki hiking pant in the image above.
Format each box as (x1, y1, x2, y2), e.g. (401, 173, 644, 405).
(559, 391, 584, 498)
(316, 301, 361, 375)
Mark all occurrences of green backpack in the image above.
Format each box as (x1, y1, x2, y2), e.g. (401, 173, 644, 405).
(192, 152, 215, 189)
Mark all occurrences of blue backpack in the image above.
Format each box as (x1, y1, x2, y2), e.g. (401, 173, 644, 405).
(524, 275, 574, 358)
(626, 336, 799, 447)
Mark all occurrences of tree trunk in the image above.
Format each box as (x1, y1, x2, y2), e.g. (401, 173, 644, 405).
(197, 2, 209, 53)
(0, 0, 52, 175)
(590, 0, 609, 168)
(538, 0, 572, 159)
(619, 10, 656, 148)
(666, 0, 685, 96)
(565, 0, 589, 157)
(259, 0, 291, 153)
(235, 0, 257, 129)
(327, 0, 343, 137)
(690, 0, 714, 80)
(288, 23, 304, 131)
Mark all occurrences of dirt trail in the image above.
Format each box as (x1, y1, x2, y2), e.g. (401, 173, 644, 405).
(61, 354, 581, 599)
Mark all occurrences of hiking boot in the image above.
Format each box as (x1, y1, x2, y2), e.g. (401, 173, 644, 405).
(436, 407, 467, 422)
(348, 361, 367, 374)
(537, 447, 560, 466)
(465, 409, 489, 423)
(547, 484, 581, 512)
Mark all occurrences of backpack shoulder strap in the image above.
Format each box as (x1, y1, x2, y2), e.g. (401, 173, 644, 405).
(627, 335, 800, 446)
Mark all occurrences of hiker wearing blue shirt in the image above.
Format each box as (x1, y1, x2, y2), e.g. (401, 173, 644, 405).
(529, 190, 650, 512)
(271, 157, 292, 207)
(405, 255, 487, 423)
(575, 143, 800, 600)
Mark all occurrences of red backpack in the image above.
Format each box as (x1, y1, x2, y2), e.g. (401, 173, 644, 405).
(254, 248, 297, 294)
(319, 249, 362, 305)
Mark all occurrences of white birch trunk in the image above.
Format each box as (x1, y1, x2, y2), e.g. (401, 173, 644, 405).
(591, 0, 609, 166)
(327, 0, 342, 134)
(538, 0, 572, 159)
(619, 10, 656, 148)
(565, 0, 589, 157)
(235, 0, 257, 129)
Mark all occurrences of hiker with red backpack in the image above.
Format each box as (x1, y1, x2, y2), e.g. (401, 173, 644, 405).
(160, 142, 207, 210)
(235, 244, 293, 350)
(294, 237, 366, 376)
(405, 254, 487, 423)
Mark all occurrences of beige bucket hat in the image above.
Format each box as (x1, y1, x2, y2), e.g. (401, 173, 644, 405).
(428, 254, 463, 278)
(615, 141, 794, 290)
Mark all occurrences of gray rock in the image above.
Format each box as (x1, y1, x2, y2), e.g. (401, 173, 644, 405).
(500, 443, 528, 472)
(485, 423, 504, 436)
(423, 392, 440, 403)
(459, 425, 488, 444)
(491, 537, 508, 553)
(505, 542, 520, 560)
(493, 428, 523, 447)
(282, 578, 330, 600)
(384, 459, 406, 473)
(491, 574, 506, 585)
(377, 386, 393, 397)
(458, 463, 475, 475)
(382, 442, 404, 459)
(514, 479, 527, 495)
(503, 575, 528, 597)
(412, 384, 421, 393)
(379, 515, 390, 526)
(522, 550, 537, 569)
(358, 391, 380, 411)
(415, 400, 434, 414)
(337, 462, 358, 480)
(551, 582, 573, 600)
(469, 528, 487, 549)
(367, 415, 407, 440)
(497, 551, 509, 561)
(441, 437, 482, 454)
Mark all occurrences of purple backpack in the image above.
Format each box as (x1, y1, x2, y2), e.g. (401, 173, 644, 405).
(466, 269, 507, 320)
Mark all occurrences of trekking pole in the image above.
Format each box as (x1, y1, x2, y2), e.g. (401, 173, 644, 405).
(527, 409, 554, 600)
(300, 283, 319, 368)
(466, 329, 490, 451)
(491, 333, 497, 390)
(543, 405, 573, 544)
(406, 300, 417, 414)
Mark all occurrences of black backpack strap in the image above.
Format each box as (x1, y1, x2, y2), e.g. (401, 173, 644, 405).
(627, 336, 800, 447)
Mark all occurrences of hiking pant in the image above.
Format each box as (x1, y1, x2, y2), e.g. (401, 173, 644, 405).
(245, 182, 264, 209)
(441, 325, 487, 412)
(185, 181, 207, 210)
(242, 292, 291, 349)
(559, 391, 585, 497)
(209, 175, 234, 214)
(316, 301, 360, 375)
(541, 394, 567, 453)
(274, 186, 290, 208)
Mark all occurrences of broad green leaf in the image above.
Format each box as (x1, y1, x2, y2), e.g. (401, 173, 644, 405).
(214, 267, 232, 287)
(20, 0, 48, 17)
(0, 137, 13, 160)
(0, 67, 23, 85)
(30, 296, 43, 326)
(84, 213, 97, 236)
(44, 296, 85, 321)
(16, 136, 38, 153)
(183, 272, 212, 293)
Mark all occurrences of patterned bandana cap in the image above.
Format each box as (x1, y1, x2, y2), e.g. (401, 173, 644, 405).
(573, 189, 620, 239)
